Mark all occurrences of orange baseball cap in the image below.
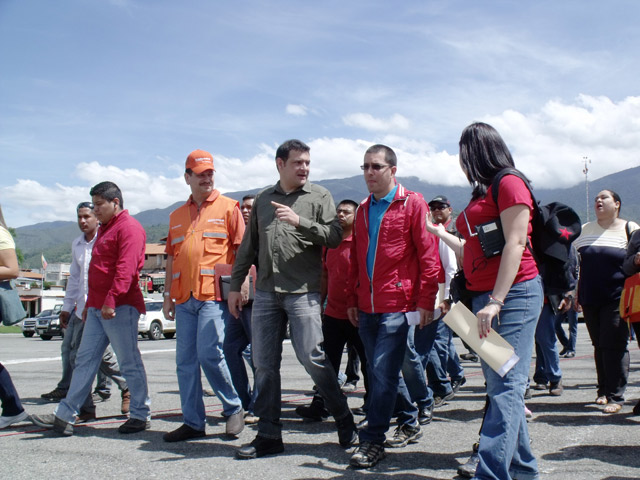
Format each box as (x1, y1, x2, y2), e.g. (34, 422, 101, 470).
(186, 149, 215, 174)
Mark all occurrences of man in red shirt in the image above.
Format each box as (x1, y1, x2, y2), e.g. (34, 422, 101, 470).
(32, 182, 150, 436)
(295, 199, 368, 421)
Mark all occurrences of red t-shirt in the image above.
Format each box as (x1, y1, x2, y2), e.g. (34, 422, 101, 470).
(323, 235, 353, 320)
(455, 175, 538, 292)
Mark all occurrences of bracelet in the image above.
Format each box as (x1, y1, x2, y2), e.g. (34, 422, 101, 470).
(488, 294, 504, 307)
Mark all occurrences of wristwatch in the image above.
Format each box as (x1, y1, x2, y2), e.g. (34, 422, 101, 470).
(163, 291, 171, 298)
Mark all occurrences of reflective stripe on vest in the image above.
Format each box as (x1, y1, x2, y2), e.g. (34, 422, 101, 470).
(171, 235, 185, 246)
(203, 232, 227, 239)
(173, 272, 181, 279)
(200, 268, 216, 275)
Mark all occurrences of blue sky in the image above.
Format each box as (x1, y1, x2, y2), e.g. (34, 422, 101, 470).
(2, 0, 640, 227)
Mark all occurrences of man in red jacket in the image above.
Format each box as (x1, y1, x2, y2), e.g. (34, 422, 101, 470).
(347, 145, 440, 468)
(32, 181, 150, 436)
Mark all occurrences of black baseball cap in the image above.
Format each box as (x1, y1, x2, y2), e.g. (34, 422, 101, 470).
(428, 195, 450, 207)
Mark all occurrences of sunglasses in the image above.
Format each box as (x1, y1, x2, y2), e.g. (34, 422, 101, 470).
(360, 163, 390, 171)
(77, 202, 95, 210)
(430, 204, 449, 211)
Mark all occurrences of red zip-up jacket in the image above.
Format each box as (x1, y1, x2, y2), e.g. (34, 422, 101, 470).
(86, 209, 146, 314)
(348, 184, 440, 313)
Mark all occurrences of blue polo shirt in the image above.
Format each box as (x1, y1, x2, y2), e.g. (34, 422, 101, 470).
(367, 185, 398, 279)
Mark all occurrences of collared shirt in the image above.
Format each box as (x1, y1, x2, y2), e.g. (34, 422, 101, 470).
(230, 181, 342, 294)
(86, 210, 146, 314)
(62, 231, 97, 315)
(367, 185, 398, 279)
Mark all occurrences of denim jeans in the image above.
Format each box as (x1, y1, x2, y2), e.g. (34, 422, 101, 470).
(0, 362, 24, 416)
(223, 302, 257, 413)
(555, 308, 578, 352)
(251, 290, 350, 439)
(399, 324, 432, 414)
(55, 306, 150, 423)
(426, 319, 455, 397)
(447, 332, 465, 382)
(533, 303, 562, 384)
(175, 297, 242, 430)
(57, 314, 81, 391)
(472, 276, 543, 480)
(358, 311, 412, 445)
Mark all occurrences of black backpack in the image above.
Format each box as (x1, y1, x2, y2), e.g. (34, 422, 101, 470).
(491, 168, 582, 295)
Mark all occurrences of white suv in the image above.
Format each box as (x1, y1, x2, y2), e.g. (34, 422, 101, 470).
(138, 300, 176, 340)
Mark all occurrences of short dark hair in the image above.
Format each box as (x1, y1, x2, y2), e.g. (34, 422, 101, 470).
(365, 144, 397, 167)
(275, 139, 310, 163)
(338, 199, 358, 211)
(459, 122, 519, 199)
(89, 181, 124, 208)
(242, 194, 256, 202)
(601, 189, 622, 216)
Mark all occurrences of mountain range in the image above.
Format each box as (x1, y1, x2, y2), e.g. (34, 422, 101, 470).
(14, 166, 640, 269)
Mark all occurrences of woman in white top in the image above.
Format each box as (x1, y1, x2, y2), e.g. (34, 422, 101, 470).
(0, 205, 30, 429)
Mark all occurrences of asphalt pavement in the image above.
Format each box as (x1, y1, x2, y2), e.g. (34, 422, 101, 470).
(1, 323, 639, 480)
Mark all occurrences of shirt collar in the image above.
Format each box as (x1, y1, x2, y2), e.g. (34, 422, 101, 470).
(370, 185, 398, 206)
(188, 189, 220, 206)
(273, 181, 311, 195)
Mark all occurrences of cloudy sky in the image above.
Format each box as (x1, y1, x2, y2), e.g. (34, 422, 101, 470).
(1, 0, 639, 227)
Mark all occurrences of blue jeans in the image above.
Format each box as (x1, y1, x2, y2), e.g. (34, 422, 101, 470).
(175, 297, 242, 430)
(223, 302, 257, 413)
(55, 306, 150, 423)
(472, 276, 543, 480)
(555, 308, 578, 352)
(251, 290, 350, 439)
(447, 331, 465, 381)
(399, 325, 432, 413)
(426, 319, 455, 397)
(358, 311, 412, 445)
(533, 303, 562, 384)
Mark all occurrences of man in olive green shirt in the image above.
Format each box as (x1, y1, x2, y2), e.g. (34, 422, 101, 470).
(229, 139, 357, 459)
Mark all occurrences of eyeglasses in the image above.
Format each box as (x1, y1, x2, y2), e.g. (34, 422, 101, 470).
(360, 163, 390, 172)
(430, 205, 449, 211)
(77, 202, 94, 210)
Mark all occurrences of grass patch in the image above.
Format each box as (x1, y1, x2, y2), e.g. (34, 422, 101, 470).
(0, 325, 22, 334)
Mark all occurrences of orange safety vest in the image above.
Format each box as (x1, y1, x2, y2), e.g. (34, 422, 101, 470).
(168, 194, 243, 304)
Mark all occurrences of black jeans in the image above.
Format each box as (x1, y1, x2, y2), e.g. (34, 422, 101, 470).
(583, 301, 629, 403)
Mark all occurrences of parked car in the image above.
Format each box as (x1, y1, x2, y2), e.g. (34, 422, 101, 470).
(34, 304, 64, 340)
(138, 300, 175, 340)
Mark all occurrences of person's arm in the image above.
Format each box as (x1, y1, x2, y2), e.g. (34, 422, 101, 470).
(476, 204, 530, 338)
(426, 211, 465, 260)
(320, 248, 329, 308)
(102, 223, 146, 319)
(0, 248, 19, 280)
(623, 229, 640, 276)
(438, 241, 457, 314)
(162, 255, 175, 321)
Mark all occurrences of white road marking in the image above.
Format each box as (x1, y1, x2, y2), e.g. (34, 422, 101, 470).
(1, 348, 176, 365)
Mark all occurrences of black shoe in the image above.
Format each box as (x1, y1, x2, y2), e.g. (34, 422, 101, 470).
(92, 391, 111, 403)
(295, 398, 329, 422)
(633, 400, 640, 416)
(75, 410, 97, 424)
(418, 404, 433, 425)
(336, 414, 358, 447)
(460, 353, 479, 362)
(350, 441, 386, 468)
(524, 388, 533, 400)
(163, 424, 206, 442)
(118, 418, 150, 434)
(351, 406, 366, 416)
(41, 388, 67, 402)
(236, 435, 284, 459)
(457, 442, 479, 478)
(558, 347, 568, 356)
(451, 377, 467, 394)
(434, 391, 455, 408)
(356, 418, 368, 430)
(384, 422, 422, 448)
(562, 350, 576, 358)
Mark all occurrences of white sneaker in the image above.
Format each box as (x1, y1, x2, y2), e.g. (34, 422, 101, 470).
(0, 410, 30, 429)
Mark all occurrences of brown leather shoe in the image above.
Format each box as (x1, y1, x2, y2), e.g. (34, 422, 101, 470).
(76, 411, 97, 424)
(121, 390, 131, 414)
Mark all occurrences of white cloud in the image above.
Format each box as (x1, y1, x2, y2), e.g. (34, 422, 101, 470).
(342, 113, 411, 132)
(285, 104, 309, 116)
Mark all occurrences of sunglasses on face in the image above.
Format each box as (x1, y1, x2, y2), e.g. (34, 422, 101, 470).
(360, 163, 390, 171)
(430, 205, 449, 211)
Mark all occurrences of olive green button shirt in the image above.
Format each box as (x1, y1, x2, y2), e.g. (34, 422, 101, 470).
(230, 181, 342, 294)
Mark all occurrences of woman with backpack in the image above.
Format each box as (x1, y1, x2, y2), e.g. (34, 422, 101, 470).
(427, 122, 543, 480)
(573, 190, 639, 414)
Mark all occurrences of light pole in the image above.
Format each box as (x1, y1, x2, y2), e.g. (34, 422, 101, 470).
(583, 156, 591, 222)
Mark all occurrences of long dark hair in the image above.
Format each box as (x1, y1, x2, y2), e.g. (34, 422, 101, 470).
(459, 122, 524, 199)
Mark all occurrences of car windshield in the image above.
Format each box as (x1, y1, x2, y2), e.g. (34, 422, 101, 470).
(36, 310, 53, 317)
(145, 302, 163, 312)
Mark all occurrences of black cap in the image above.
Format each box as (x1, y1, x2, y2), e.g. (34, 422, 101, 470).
(428, 195, 450, 207)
